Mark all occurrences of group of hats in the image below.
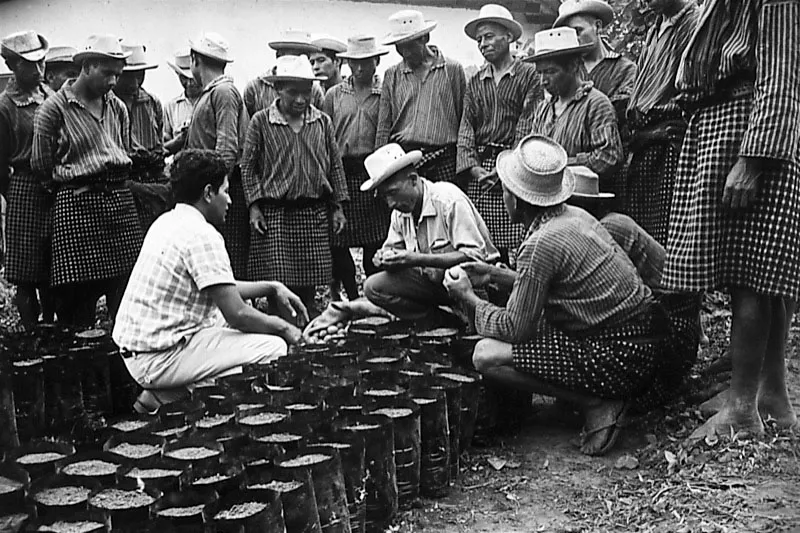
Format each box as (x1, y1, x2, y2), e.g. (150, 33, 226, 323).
(0, 30, 76, 66)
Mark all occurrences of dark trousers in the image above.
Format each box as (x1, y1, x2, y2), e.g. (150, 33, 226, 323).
(54, 275, 128, 326)
(331, 245, 380, 300)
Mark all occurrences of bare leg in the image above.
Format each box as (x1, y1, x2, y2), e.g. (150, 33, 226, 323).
(757, 298, 797, 428)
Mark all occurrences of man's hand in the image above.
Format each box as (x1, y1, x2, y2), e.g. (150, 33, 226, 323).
(378, 249, 418, 269)
(303, 301, 350, 337)
(280, 322, 306, 345)
(471, 166, 498, 192)
(389, 130, 413, 146)
(332, 205, 346, 235)
(722, 157, 762, 209)
(460, 261, 493, 288)
(272, 283, 310, 326)
(443, 265, 474, 299)
(372, 249, 385, 268)
(250, 204, 268, 235)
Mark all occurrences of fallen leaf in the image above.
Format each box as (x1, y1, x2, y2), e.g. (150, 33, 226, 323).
(615, 454, 639, 470)
(506, 460, 521, 469)
(487, 457, 507, 471)
(542, 458, 550, 469)
(705, 434, 719, 447)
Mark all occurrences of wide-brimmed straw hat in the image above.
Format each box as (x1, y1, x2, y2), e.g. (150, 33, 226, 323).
(496, 135, 575, 207)
(167, 49, 192, 78)
(311, 35, 347, 54)
(523, 28, 594, 62)
(73, 34, 130, 64)
(361, 143, 423, 192)
(45, 46, 77, 64)
(554, 0, 615, 28)
(1, 30, 50, 62)
(569, 166, 615, 199)
(122, 43, 158, 71)
(337, 35, 390, 60)
(383, 10, 438, 45)
(464, 4, 523, 42)
(265, 54, 326, 83)
(269, 29, 321, 54)
(189, 32, 234, 63)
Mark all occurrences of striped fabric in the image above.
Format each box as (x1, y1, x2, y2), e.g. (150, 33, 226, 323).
(241, 101, 348, 206)
(243, 71, 325, 118)
(376, 46, 466, 148)
(456, 60, 542, 174)
(127, 88, 164, 152)
(0, 80, 51, 184)
(185, 75, 249, 171)
(163, 93, 195, 142)
(579, 48, 638, 111)
(32, 81, 131, 183)
(676, 0, 800, 162)
(323, 76, 382, 157)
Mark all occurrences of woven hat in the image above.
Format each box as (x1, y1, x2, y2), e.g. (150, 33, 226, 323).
(383, 10, 437, 45)
(337, 35, 390, 60)
(189, 32, 234, 63)
(1, 30, 50, 62)
(122, 43, 158, 71)
(523, 28, 593, 62)
(73, 34, 130, 64)
(45, 46, 77, 64)
(554, 0, 615, 28)
(269, 29, 321, 54)
(265, 54, 326, 83)
(167, 49, 192, 78)
(496, 135, 575, 207)
(464, 4, 523, 42)
(361, 143, 423, 192)
(569, 166, 615, 199)
(311, 35, 347, 54)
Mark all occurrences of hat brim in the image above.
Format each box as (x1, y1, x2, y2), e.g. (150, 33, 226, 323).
(189, 41, 234, 63)
(496, 150, 575, 207)
(45, 57, 77, 65)
(464, 17, 523, 42)
(167, 60, 193, 78)
(1, 33, 50, 62)
(268, 42, 321, 53)
(123, 63, 158, 71)
(523, 42, 594, 62)
(570, 191, 616, 199)
(338, 48, 390, 60)
(72, 50, 131, 64)
(264, 74, 327, 83)
(553, 2, 615, 28)
(360, 150, 423, 192)
(382, 21, 438, 45)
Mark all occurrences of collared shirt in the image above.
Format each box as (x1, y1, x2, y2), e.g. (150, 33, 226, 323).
(0, 79, 52, 188)
(527, 82, 623, 177)
(456, 59, 542, 174)
(112, 203, 235, 352)
(32, 80, 131, 182)
(323, 76, 382, 157)
(382, 177, 499, 281)
(185, 74, 249, 171)
(628, 3, 699, 119)
(243, 69, 325, 118)
(676, 0, 800, 162)
(475, 205, 651, 342)
(241, 101, 348, 206)
(163, 93, 195, 142)
(580, 44, 638, 110)
(376, 46, 467, 147)
(125, 87, 163, 152)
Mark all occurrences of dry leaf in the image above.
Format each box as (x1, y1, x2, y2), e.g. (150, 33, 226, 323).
(488, 457, 507, 471)
(615, 454, 639, 470)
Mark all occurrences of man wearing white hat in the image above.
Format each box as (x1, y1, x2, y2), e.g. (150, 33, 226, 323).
(32, 34, 144, 325)
(310, 35, 347, 93)
(458, 4, 542, 262)
(1, 30, 56, 326)
(243, 29, 325, 117)
(44, 45, 79, 92)
(361, 143, 498, 323)
(185, 31, 250, 281)
(241, 55, 349, 314)
(114, 43, 163, 155)
(376, 9, 466, 184)
(163, 49, 201, 153)
(323, 35, 392, 302)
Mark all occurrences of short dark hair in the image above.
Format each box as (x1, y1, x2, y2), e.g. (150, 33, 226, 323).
(190, 50, 227, 71)
(81, 56, 125, 73)
(318, 49, 340, 63)
(169, 149, 228, 204)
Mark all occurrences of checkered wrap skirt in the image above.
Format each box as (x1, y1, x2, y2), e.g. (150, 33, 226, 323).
(5, 171, 53, 284)
(408, 144, 457, 183)
(663, 98, 800, 299)
(220, 168, 250, 280)
(467, 145, 526, 249)
(248, 200, 332, 286)
(51, 171, 144, 286)
(332, 157, 391, 247)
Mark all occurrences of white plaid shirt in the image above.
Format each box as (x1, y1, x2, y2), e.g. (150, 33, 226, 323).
(112, 204, 235, 352)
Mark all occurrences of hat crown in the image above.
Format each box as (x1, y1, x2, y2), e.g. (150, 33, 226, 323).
(512, 136, 569, 197)
(172, 49, 192, 70)
(191, 32, 232, 62)
(388, 10, 429, 35)
(1, 30, 45, 54)
(281, 29, 314, 44)
(570, 166, 601, 195)
(365, 144, 412, 180)
(122, 43, 149, 66)
(558, 0, 612, 18)
(273, 54, 317, 79)
(534, 28, 582, 54)
(311, 34, 347, 53)
(476, 4, 515, 21)
(82, 34, 125, 56)
(45, 45, 77, 63)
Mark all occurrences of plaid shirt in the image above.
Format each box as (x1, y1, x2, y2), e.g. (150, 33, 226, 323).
(112, 204, 235, 352)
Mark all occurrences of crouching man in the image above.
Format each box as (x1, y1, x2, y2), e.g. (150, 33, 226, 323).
(112, 149, 308, 413)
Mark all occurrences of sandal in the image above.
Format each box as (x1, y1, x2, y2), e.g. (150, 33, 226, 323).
(579, 401, 629, 456)
(133, 389, 187, 415)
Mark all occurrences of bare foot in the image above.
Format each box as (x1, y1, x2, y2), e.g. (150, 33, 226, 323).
(700, 389, 729, 418)
(689, 404, 764, 442)
(580, 400, 627, 456)
(758, 391, 798, 429)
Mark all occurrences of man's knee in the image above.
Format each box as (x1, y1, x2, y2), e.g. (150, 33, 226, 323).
(363, 271, 392, 305)
(473, 338, 513, 373)
(251, 335, 288, 365)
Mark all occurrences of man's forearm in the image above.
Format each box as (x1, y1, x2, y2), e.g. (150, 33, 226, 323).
(490, 267, 518, 290)
(231, 306, 293, 338)
(413, 251, 470, 269)
(236, 280, 277, 300)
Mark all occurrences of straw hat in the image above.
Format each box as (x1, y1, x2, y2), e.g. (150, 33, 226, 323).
(73, 34, 130, 64)
(361, 143, 423, 192)
(382, 10, 438, 45)
(337, 35, 390, 60)
(1, 30, 50, 62)
(496, 135, 575, 207)
(554, 0, 615, 28)
(269, 29, 321, 54)
(523, 28, 594, 62)
(45, 46, 77, 64)
(189, 32, 234, 63)
(167, 49, 192, 78)
(569, 166, 615, 199)
(121, 43, 158, 71)
(311, 35, 347, 54)
(265, 55, 326, 83)
(464, 4, 523, 42)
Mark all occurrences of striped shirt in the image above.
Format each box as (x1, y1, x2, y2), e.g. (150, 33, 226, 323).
(580, 46, 638, 111)
(163, 93, 195, 142)
(243, 70, 325, 118)
(376, 46, 466, 148)
(32, 80, 131, 183)
(185, 75, 248, 171)
(475, 205, 651, 342)
(526, 81, 623, 177)
(457, 60, 542, 174)
(323, 76, 382, 158)
(241, 101, 348, 206)
(0, 80, 52, 188)
(628, 2, 699, 121)
(676, 0, 800, 162)
(125, 88, 163, 152)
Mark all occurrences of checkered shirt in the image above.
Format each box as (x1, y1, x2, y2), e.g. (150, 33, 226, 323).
(112, 204, 235, 352)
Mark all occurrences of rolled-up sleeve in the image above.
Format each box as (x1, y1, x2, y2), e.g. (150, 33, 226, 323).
(381, 213, 406, 251)
(445, 198, 494, 261)
(211, 85, 241, 170)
